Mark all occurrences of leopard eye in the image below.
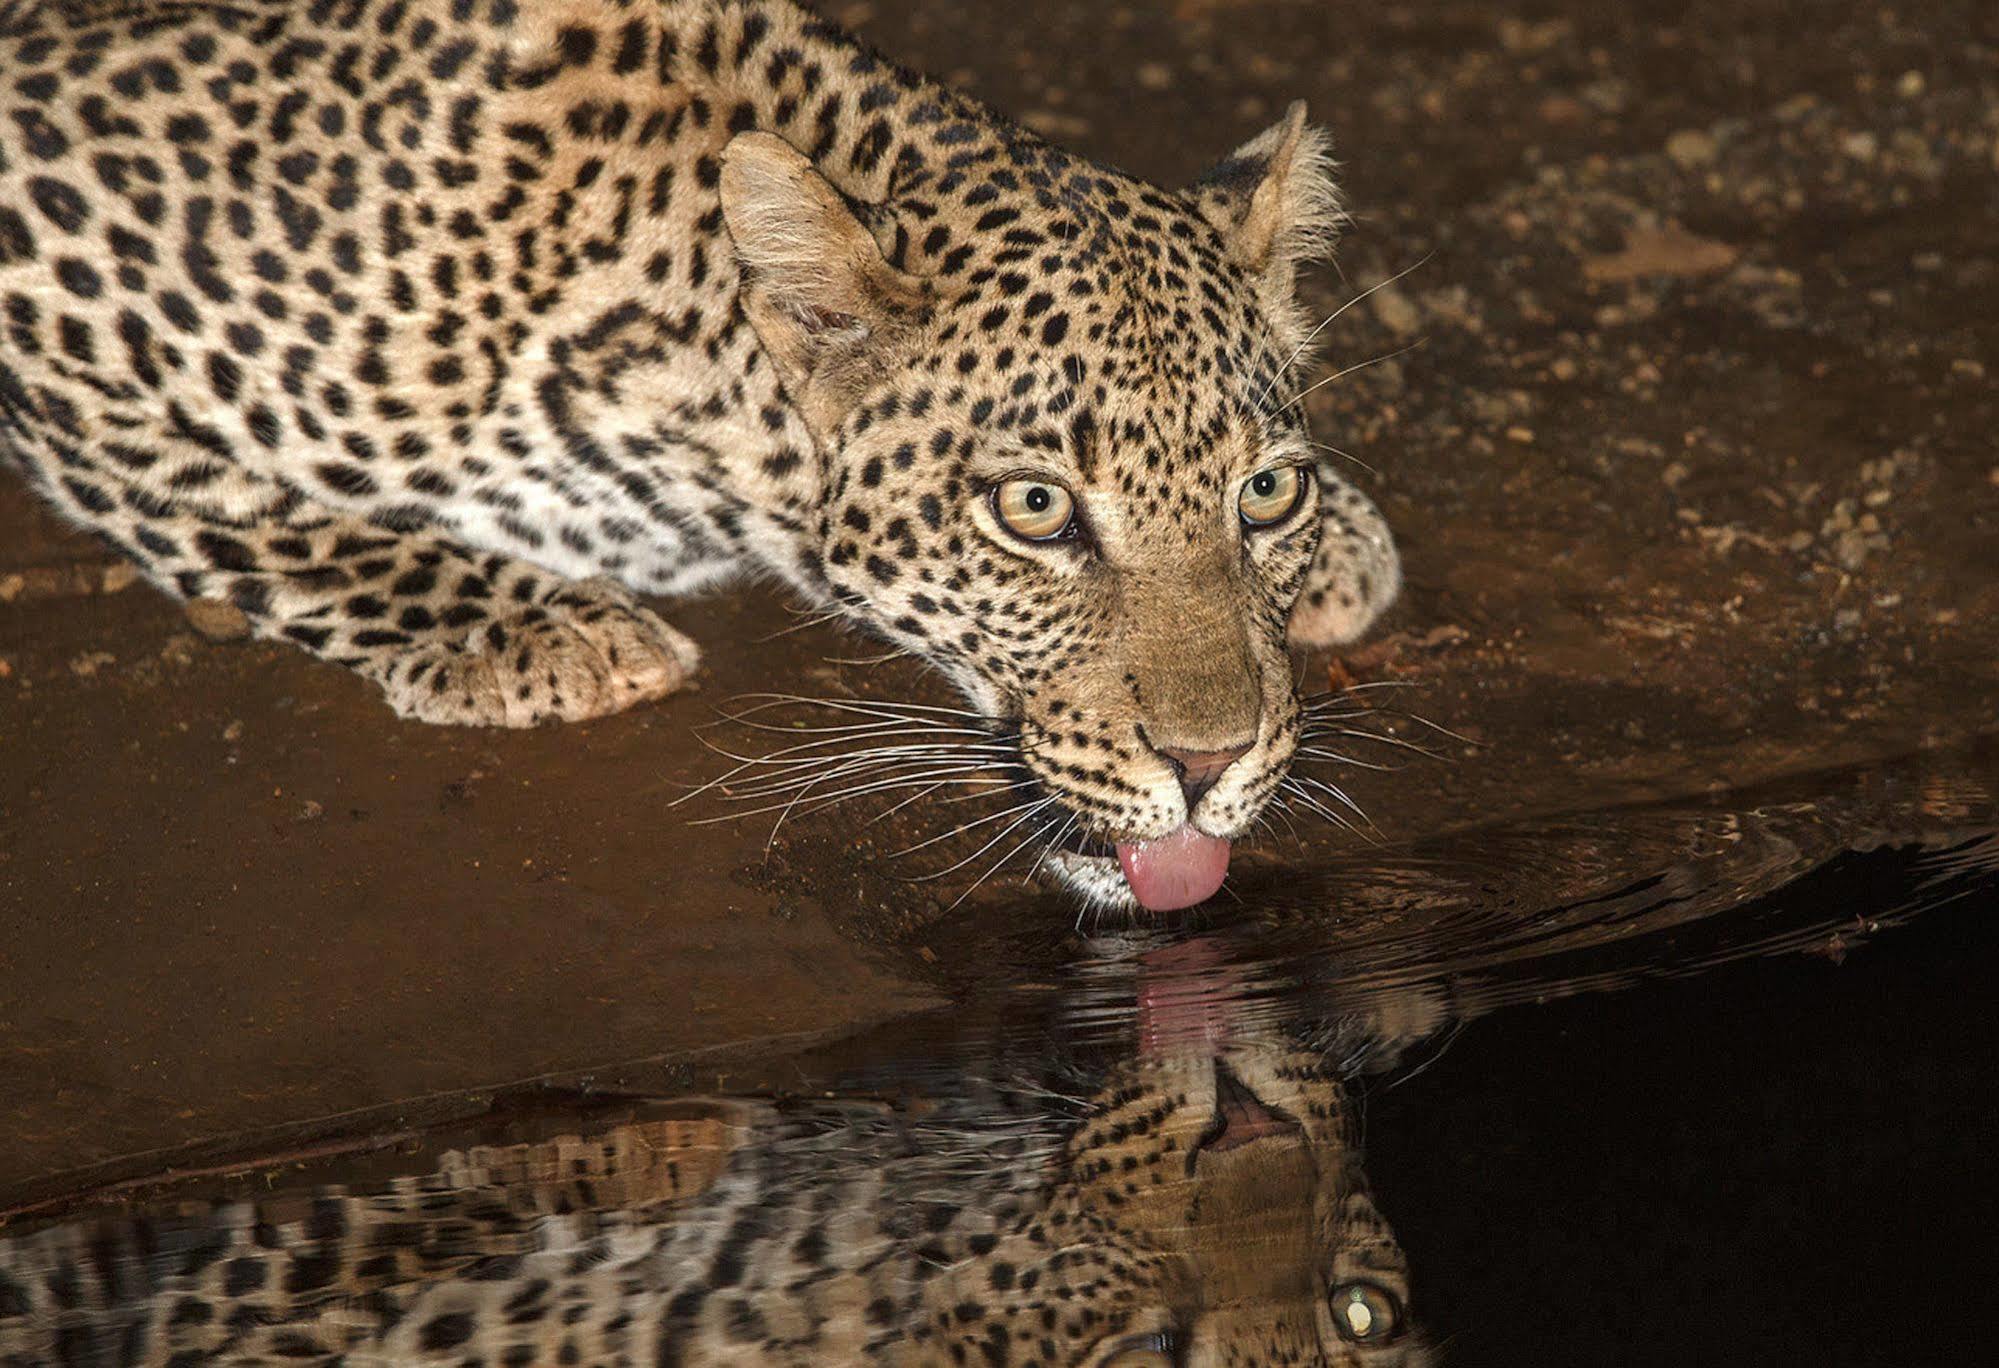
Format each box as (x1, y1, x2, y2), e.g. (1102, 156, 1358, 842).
(1329, 1281, 1403, 1343)
(992, 479, 1077, 542)
(1239, 465, 1309, 527)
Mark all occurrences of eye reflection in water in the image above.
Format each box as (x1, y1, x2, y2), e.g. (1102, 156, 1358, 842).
(0, 935, 1436, 1366)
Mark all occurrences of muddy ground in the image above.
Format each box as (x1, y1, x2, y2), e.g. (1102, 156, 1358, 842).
(1, 0, 1995, 1203)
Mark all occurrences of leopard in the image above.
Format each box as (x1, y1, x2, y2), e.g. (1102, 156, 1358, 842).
(0, 0, 1402, 912)
(0, 1042, 1430, 1365)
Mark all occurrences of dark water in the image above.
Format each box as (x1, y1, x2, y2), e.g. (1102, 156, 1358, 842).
(1, 746, 1994, 1364)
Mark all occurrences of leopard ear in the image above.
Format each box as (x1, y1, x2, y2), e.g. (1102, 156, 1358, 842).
(721, 132, 929, 437)
(1190, 101, 1343, 315)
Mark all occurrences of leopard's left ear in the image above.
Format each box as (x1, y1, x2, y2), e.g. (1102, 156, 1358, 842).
(721, 132, 932, 440)
(1189, 101, 1343, 316)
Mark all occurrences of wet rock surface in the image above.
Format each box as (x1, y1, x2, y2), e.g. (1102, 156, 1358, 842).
(1, 0, 1995, 1198)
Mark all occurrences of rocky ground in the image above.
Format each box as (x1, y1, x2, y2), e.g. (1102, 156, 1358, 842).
(1, 0, 1994, 1201)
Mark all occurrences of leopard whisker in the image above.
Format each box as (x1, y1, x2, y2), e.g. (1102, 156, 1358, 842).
(674, 735, 1004, 805)
(822, 646, 916, 667)
(1300, 681, 1419, 702)
(703, 711, 1006, 738)
(714, 758, 1014, 807)
(763, 763, 1030, 856)
(1299, 704, 1470, 755)
(1293, 771, 1371, 820)
(936, 778, 1040, 807)
(1299, 734, 1437, 765)
(1279, 340, 1423, 412)
(685, 771, 1001, 828)
(1027, 813, 1082, 883)
(1304, 437, 1377, 475)
(1292, 745, 1399, 772)
(684, 731, 1014, 789)
(888, 795, 1059, 861)
(1261, 797, 1306, 847)
(722, 692, 998, 723)
(753, 607, 849, 643)
(869, 775, 1026, 824)
(904, 798, 1060, 883)
(712, 740, 1016, 782)
(1281, 786, 1370, 842)
(1368, 708, 1477, 746)
(1253, 253, 1433, 407)
(692, 718, 972, 759)
(948, 810, 1070, 911)
(1282, 775, 1380, 843)
(695, 739, 1012, 801)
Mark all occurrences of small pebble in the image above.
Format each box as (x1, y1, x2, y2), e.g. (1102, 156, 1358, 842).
(1370, 282, 1422, 337)
(1664, 128, 1718, 168)
(184, 598, 252, 642)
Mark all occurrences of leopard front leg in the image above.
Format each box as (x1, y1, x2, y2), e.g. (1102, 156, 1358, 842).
(168, 512, 699, 728)
(1288, 463, 1403, 649)
(372, 574, 701, 727)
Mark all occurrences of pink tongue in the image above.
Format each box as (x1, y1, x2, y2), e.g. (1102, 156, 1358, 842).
(1116, 826, 1233, 912)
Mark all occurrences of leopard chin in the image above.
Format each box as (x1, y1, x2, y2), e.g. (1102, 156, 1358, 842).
(1041, 849, 1143, 913)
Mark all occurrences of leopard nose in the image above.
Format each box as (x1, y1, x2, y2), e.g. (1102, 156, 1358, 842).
(1156, 741, 1256, 807)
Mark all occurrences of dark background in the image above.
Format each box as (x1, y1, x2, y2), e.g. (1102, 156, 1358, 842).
(1372, 858, 1999, 1365)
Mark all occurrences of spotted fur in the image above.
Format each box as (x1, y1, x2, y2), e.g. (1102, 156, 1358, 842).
(0, 0, 1399, 898)
(0, 1047, 1427, 1365)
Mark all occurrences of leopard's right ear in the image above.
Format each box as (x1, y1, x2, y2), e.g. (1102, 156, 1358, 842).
(1188, 102, 1344, 355)
(721, 132, 930, 440)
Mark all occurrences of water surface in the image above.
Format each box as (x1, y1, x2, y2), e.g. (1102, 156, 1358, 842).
(2, 744, 1994, 1365)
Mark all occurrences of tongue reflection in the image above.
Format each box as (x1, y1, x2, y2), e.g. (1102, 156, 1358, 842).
(1115, 825, 1232, 912)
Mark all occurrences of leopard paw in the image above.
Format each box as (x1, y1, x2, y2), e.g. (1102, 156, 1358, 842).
(1289, 472, 1402, 649)
(377, 581, 700, 727)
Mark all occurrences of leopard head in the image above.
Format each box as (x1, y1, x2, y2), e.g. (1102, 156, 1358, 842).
(923, 1044, 1429, 1366)
(721, 106, 1398, 912)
